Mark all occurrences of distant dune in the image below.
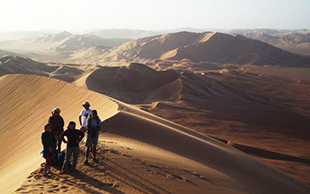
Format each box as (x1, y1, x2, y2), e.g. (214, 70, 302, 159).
(0, 30, 47, 41)
(67, 31, 310, 67)
(0, 31, 130, 54)
(0, 55, 94, 82)
(1, 74, 310, 193)
(0, 49, 22, 58)
(233, 31, 310, 55)
(86, 28, 159, 39)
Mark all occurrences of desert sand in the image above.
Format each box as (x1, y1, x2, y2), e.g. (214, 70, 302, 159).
(66, 31, 310, 67)
(1, 30, 310, 194)
(0, 74, 310, 194)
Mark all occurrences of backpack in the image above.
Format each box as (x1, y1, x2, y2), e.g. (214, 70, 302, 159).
(57, 150, 66, 167)
(88, 118, 100, 137)
(52, 150, 60, 166)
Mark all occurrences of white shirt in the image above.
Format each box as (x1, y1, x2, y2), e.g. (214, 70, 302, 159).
(80, 109, 92, 127)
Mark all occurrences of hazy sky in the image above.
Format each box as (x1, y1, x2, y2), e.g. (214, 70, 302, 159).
(1, 0, 309, 32)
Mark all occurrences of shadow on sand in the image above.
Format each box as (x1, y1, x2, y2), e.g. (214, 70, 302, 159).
(88, 159, 173, 194)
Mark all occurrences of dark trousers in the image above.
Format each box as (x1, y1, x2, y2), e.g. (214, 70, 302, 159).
(62, 146, 79, 172)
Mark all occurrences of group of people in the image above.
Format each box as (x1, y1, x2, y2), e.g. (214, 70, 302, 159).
(41, 101, 102, 177)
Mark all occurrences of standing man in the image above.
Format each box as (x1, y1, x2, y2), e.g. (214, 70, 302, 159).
(61, 121, 84, 173)
(48, 108, 64, 151)
(84, 110, 101, 164)
(79, 101, 92, 133)
(41, 124, 56, 177)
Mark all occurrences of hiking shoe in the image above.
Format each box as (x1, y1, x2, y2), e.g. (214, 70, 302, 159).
(43, 173, 51, 178)
(84, 160, 89, 165)
(93, 158, 99, 163)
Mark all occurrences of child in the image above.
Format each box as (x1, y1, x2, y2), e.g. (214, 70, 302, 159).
(41, 124, 56, 177)
(79, 101, 92, 133)
(61, 121, 84, 173)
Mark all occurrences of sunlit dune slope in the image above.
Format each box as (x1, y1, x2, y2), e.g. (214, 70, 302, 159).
(0, 55, 87, 82)
(0, 74, 118, 194)
(0, 74, 310, 193)
(68, 31, 310, 66)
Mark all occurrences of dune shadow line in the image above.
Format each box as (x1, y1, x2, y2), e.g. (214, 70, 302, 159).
(94, 159, 172, 194)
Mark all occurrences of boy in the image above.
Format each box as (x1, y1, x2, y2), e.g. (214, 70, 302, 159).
(61, 121, 84, 173)
(84, 110, 101, 164)
(41, 124, 56, 177)
(79, 101, 92, 133)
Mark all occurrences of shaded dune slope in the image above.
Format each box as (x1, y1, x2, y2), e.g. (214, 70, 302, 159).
(0, 74, 310, 193)
(76, 63, 182, 103)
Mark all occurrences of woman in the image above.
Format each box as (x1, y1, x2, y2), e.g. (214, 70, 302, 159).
(48, 107, 64, 151)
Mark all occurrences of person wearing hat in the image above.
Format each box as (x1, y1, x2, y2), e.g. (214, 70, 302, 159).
(61, 121, 84, 173)
(48, 107, 65, 151)
(79, 102, 92, 133)
(84, 110, 101, 164)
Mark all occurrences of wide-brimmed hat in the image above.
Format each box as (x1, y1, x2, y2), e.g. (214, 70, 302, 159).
(52, 107, 61, 113)
(82, 101, 90, 107)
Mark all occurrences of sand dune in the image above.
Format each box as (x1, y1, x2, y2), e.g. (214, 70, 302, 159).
(75, 63, 182, 103)
(0, 55, 95, 82)
(67, 31, 310, 66)
(233, 31, 310, 55)
(0, 31, 129, 53)
(150, 69, 310, 184)
(0, 74, 118, 194)
(1, 74, 310, 193)
(162, 32, 310, 66)
(0, 49, 22, 58)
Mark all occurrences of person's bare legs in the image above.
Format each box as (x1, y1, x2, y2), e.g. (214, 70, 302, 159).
(84, 147, 90, 164)
(44, 156, 52, 177)
(93, 145, 98, 162)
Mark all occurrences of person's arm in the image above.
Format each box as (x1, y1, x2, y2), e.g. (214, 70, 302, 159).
(61, 131, 67, 143)
(42, 133, 47, 148)
(52, 134, 57, 150)
(79, 110, 83, 126)
(48, 117, 53, 130)
(79, 115, 82, 126)
(78, 131, 84, 142)
(86, 118, 91, 132)
(60, 116, 65, 129)
(96, 119, 102, 132)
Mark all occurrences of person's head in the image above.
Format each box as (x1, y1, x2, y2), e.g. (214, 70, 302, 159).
(45, 124, 51, 132)
(68, 121, 76, 130)
(52, 107, 61, 116)
(92, 110, 98, 118)
(83, 101, 90, 110)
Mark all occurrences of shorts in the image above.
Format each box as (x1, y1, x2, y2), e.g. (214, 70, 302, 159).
(85, 133, 99, 147)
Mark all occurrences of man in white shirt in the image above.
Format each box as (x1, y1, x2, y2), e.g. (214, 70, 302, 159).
(79, 101, 92, 133)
